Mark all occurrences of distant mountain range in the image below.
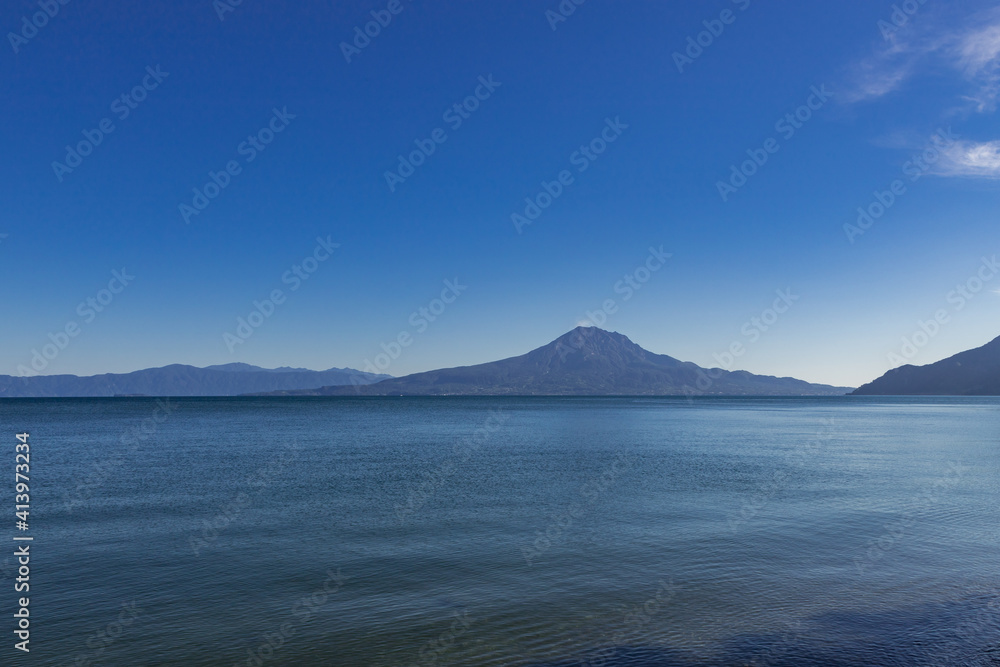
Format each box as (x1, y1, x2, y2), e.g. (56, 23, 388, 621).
(853, 335, 1000, 395)
(0, 364, 389, 398)
(16, 328, 997, 399)
(258, 327, 852, 396)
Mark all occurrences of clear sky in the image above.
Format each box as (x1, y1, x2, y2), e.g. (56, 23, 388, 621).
(3, 0, 999, 387)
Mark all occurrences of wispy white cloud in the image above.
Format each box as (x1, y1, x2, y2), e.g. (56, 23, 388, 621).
(954, 22, 1000, 73)
(952, 21, 1000, 111)
(931, 139, 1000, 178)
(848, 6, 1000, 181)
(848, 7, 1000, 112)
(845, 57, 916, 103)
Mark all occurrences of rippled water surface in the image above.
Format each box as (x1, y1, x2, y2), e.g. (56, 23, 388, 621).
(5, 396, 1000, 666)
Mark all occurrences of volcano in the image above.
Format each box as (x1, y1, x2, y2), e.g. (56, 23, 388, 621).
(265, 327, 851, 396)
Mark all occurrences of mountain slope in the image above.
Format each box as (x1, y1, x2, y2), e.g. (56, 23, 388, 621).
(0, 364, 389, 398)
(265, 327, 851, 396)
(852, 335, 1000, 395)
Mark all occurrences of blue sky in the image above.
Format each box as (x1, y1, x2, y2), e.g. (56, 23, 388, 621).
(3, 0, 999, 387)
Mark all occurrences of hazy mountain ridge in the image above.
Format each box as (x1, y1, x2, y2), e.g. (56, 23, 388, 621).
(0, 364, 390, 398)
(852, 335, 1000, 395)
(261, 327, 852, 396)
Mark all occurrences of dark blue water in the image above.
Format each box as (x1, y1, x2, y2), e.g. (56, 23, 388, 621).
(3, 397, 999, 666)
